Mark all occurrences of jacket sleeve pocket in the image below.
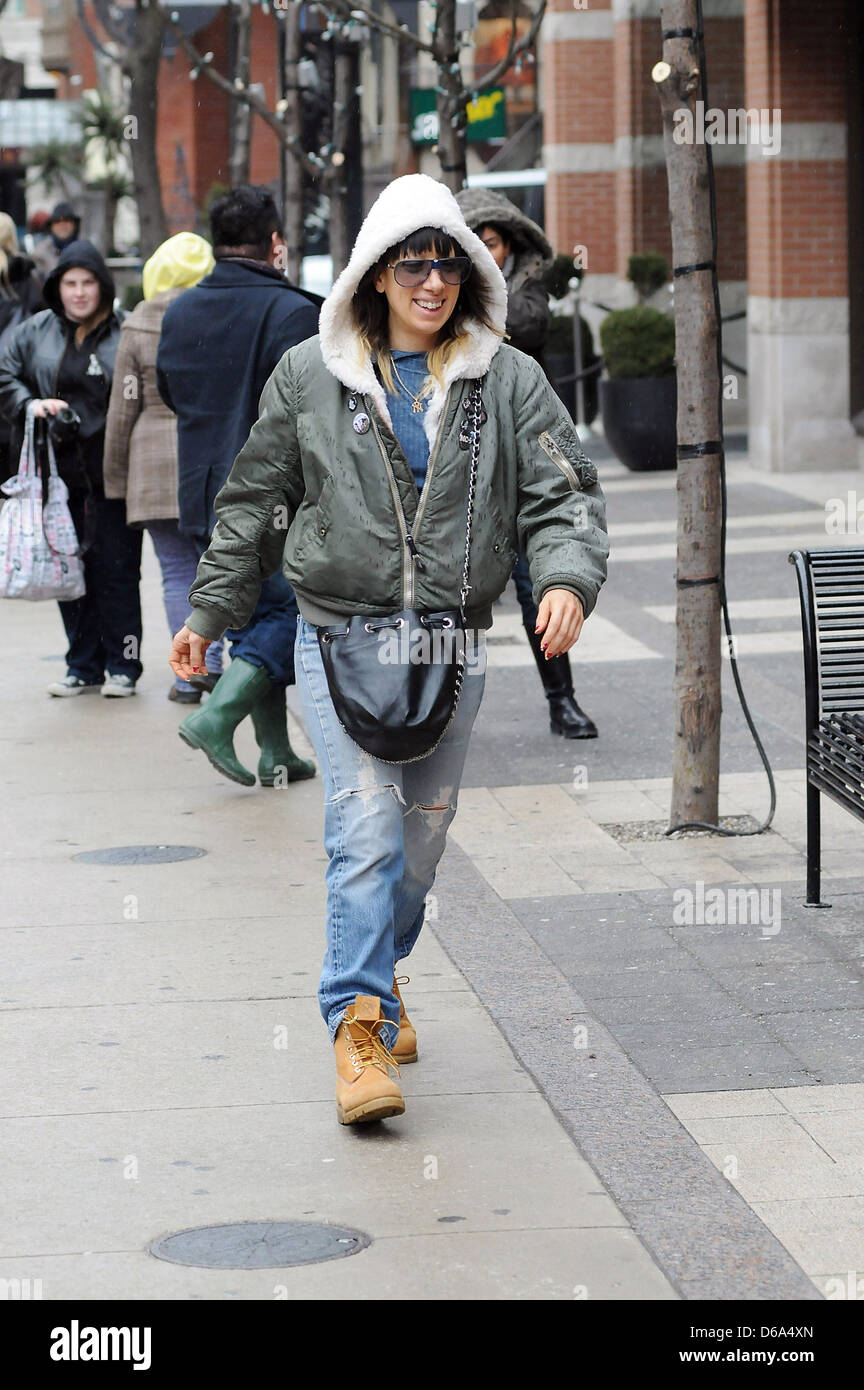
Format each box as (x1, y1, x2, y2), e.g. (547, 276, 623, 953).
(513, 360, 608, 619)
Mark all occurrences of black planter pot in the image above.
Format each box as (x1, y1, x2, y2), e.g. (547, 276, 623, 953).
(600, 374, 677, 471)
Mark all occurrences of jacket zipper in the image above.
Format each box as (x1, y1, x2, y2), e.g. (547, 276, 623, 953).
(368, 386, 452, 608)
(538, 430, 582, 492)
(368, 408, 415, 608)
(411, 386, 452, 546)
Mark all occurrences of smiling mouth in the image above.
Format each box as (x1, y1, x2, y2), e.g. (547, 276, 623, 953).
(414, 298, 445, 314)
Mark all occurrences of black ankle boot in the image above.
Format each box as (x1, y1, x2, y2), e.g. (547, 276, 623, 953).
(523, 623, 599, 739)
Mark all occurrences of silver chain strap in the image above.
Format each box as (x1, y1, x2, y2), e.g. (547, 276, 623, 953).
(459, 381, 482, 623)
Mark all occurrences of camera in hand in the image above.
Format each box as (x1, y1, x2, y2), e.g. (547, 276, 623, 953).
(49, 406, 82, 447)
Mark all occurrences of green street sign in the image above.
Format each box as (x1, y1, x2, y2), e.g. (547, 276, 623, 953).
(410, 87, 507, 145)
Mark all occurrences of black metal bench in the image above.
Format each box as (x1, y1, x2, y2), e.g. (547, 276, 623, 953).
(789, 547, 864, 907)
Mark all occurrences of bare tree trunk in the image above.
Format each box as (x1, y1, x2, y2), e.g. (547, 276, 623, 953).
(395, 36, 419, 177)
(229, 0, 253, 186)
(280, 3, 305, 283)
(102, 186, 117, 255)
(434, 0, 467, 192)
(327, 39, 361, 277)
(654, 1, 722, 828)
(125, 1, 168, 258)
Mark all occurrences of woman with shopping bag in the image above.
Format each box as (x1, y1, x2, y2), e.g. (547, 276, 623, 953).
(0, 239, 142, 698)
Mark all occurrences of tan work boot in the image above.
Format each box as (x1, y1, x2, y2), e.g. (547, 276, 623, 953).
(392, 975, 418, 1064)
(334, 995, 405, 1125)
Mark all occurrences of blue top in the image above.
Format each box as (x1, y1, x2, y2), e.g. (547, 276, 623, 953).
(385, 350, 431, 492)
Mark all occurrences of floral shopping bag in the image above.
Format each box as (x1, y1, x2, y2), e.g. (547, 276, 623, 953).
(0, 406, 86, 601)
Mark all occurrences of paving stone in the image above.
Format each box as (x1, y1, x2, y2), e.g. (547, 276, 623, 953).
(619, 1042, 814, 1095)
(663, 1089, 788, 1120)
(758, 1012, 864, 1082)
(711, 962, 864, 1015)
(675, 1113, 807, 1147)
(579, 979, 746, 1027)
(669, 925, 838, 969)
(772, 1083, 864, 1115)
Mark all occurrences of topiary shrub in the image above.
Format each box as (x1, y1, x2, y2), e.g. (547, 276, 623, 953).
(599, 305, 676, 378)
(541, 253, 583, 301)
(627, 251, 669, 302)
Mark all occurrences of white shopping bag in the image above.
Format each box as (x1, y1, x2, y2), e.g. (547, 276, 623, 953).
(0, 406, 86, 601)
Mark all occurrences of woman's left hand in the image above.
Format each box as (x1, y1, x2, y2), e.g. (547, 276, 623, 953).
(535, 588, 585, 658)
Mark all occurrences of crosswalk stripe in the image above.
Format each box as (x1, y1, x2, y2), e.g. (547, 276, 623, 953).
(611, 532, 847, 562)
(486, 613, 661, 664)
(610, 510, 824, 539)
(645, 598, 800, 622)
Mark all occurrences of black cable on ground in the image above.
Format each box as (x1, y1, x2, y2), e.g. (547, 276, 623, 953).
(665, 0, 776, 838)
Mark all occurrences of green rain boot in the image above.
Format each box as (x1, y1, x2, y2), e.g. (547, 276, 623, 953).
(178, 657, 271, 787)
(250, 681, 317, 787)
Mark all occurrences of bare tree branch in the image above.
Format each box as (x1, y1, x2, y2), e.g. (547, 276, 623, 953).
(75, 0, 122, 64)
(90, 0, 132, 49)
(165, 13, 319, 177)
(472, 0, 545, 94)
(319, 0, 434, 55)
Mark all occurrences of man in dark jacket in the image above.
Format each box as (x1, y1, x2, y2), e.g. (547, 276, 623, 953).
(0, 240, 143, 697)
(156, 185, 320, 788)
(456, 188, 598, 739)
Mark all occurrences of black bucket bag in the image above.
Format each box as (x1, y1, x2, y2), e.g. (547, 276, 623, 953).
(317, 381, 484, 764)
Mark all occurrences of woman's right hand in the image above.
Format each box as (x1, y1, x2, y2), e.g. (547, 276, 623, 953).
(169, 626, 212, 682)
(31, 398, 70, 418)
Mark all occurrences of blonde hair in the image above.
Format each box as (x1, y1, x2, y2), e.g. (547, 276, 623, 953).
(0, 212, 19, 299)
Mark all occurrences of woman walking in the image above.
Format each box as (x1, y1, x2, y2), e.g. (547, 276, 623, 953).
(170, 175, 608, 1125)
(0, 239, 143, 697)
(103, 232, 223, 704)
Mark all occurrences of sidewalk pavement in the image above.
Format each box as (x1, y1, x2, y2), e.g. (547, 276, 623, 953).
(1, 448, 861, 1300)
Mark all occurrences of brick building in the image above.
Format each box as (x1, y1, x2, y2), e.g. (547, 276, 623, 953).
(540, 0, 862, 471)
(3, 0, 861, 469)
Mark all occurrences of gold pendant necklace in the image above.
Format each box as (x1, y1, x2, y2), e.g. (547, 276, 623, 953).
(391, 356, 427, 414)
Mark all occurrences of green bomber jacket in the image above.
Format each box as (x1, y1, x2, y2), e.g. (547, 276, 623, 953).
(185, 335, 609, 639)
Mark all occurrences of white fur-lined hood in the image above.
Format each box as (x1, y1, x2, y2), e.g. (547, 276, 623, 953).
(318, 174, 508, 444)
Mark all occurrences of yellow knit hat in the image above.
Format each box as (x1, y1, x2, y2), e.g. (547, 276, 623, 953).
(142, 232, 214, 301)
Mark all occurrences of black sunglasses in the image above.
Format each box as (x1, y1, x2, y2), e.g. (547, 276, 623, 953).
(387, 256, 472, 287)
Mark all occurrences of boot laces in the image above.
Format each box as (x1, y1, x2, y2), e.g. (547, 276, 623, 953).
(394, 975, 410, 1018)
(343, 1015, 400, 1076)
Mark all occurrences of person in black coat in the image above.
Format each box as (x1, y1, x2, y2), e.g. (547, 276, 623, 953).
(455, 188, 598, 740)
(156, 185, 321, 788)
(0, 240, 143, 698)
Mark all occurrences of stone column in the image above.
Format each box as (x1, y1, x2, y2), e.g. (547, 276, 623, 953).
(745, 0, 857, 470)
(541, 0, 616, 279)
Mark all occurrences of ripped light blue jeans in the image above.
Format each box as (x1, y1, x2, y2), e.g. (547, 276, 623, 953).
(295, 615, 486, 1047)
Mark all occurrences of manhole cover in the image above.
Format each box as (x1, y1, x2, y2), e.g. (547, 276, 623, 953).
(150, 1221, 370, 1269)
(74, 845, 207, 865)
